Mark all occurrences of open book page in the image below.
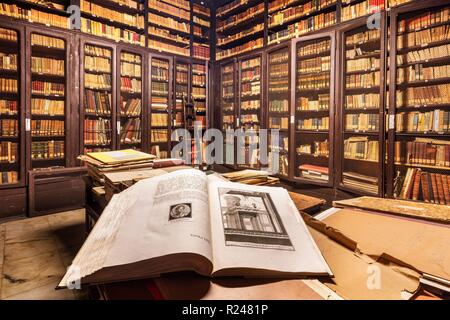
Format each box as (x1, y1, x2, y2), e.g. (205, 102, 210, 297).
(103, 169, 213, 271)
(207, 177, 332, 277)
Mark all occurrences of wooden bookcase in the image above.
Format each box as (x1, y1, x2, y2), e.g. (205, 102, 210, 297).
(292, 32, 336, 186)
(387, 0, 450, 204)
(237, 52, 264, 169)
(335, 16, 387, 197)
(267, 42, 291, 177)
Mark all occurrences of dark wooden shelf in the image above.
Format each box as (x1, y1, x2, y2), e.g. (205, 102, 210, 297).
(217, 0, 264, 20)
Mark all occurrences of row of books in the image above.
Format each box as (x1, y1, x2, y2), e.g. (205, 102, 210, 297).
(241, 68, 260, 82)
(346, 71, 380, 89)
(121, 78, 141, 93)
(298, 95, 330, 111)
(395, 139, 450, 167)
(296, 140, 329, 157)
(344, 136, 379, 162)
(151, 82, 169, 96)
(148, 26, 189, 45)
(298, 164, 328, 181)
(347, 57, 380, 73)
(151, 96, 168, 110)
(31, 120, 64, 136)
(0, 27, 17, 42)
(345, 114, 379, 132)
(121, 98, 141, 116)
(241, 114, 259, 124)
(84, 90, 111, 115)
(268, 78, 289, 93)
(85, 45, 112, 59)
(84, 119, 111, 145)
(298, 39, 330, 57)
(151, 114, 169, 127)
(120, 118, 141, 144)
(81, 18, 145, 46)
(217, 24, 264, 47)
(0, 78, 18, 93)
(0, 53, 17, 71)
(342, 0, 384, 22)
(297, 117, 329, 130)
(216, 3, 265, 33)
(31, 141, 64, 160)
(32, 81, 64, 96)
(148, 39, 190, 57)
(298, 56, 331, 73)
(297, 74, 330, 90)
(148, 12, 190, 34)
(269, 117, 289, 130)
(193, 3, 210, 17)
(31, 99, 64, 116)
(81, 1, 144, 29)
(0, 141, 17, 163)
(241, 82, 260, 97)
(346, 29, 380, 46)
(0, 119, 18, 136)
(176, 71, 188, 84)
(193, 44, 210, 60)
(0, 171, 18, 184)
(397, 168, 450, 204)
(85, 74, 112, 90)
(193, 74, 206, 87)
(85, 56, 111, 73)
(216, 38, 264, 61)
(151, 129, 168, 142)
(397, 25, 450, 50)
(343, 171, 378, 194)
(269, 100, 289, 113)
(241, 100, 260, 111)
(0, 5, 68, 29)
(396, 83, 450, 107)
(268, 12, 336, 45)
(121, 53, 141, 64)
(31, 57, 64, 76)
(396, 110, 450, 133)
(0, 100, 18, 115)
(397, 43, 450, 65)
(151, 65, 169, 81)
(148, 0, 190, 22)
(397, 65, 450, 84)
(269, 0, 336, 27)
(31, 34, 64, 49)
(346, 93, 380, 110)
(398, 7, 449, 33)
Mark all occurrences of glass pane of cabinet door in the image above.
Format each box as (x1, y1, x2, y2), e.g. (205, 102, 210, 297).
(268, 46, 290, 177)
(341, 26, 383, 195)
(119, 51, 143, 150)
(150, 56, 171, 159)
(0, 27, 21, 186)
(238, 56, 262, 169)
(221, 62, 236, 166)
(295, 36, 333, 184)
(30, 33, 67, 168)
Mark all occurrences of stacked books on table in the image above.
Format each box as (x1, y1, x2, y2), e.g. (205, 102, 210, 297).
(343, 171, 378, 194)
(79, 149, 184, 184)
(221, 169, 280, 185)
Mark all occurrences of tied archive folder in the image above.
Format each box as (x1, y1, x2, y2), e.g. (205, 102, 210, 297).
(58, 169, 332, 287)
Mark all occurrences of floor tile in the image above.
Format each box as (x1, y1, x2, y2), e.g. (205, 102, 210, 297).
(4, 216, 52, 243)
(4, 237, 58, 261)
(1, 250, 66, 299)
(4, 282, 75, 300)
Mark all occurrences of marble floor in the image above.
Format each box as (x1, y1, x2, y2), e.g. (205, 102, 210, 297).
(0, 209, 89, 300)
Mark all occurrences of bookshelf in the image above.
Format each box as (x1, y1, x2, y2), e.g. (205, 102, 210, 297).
(149, 54, 172, 159)
(191, 60, 208, 165)
(267, 44, 290, 177)
(29, 31, 68, 170)
(238, 54, 262, 169)
(267, 0, 338, 46)
(118, 48, 144, 150)
(388, 1, 450, 204)
(172, 58, 190, 158)
(293, 33, 335, 185)
(81, 40, 115, 154)
(215, 0, 265, 61)
(338, 18, 386, 196)
(0, 25, 23, 189)
(341, 0, 385, 22)
(221, 60, 237, 166)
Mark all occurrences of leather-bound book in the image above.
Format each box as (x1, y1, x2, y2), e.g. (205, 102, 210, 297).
(412, 169, 422, 201)
(430, 173, 439, 204)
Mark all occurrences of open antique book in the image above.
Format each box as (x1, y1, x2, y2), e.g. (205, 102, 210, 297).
(58, 169, 332, 287)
